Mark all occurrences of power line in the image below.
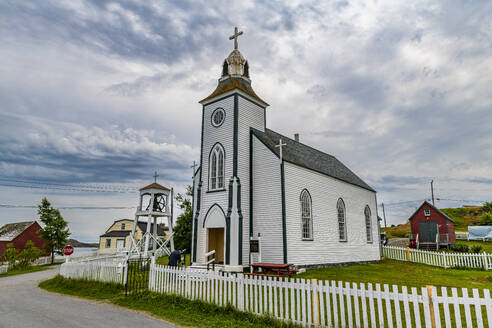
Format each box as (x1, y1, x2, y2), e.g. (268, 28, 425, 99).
(0, 204, 136, 210)
(0, 177, 139, 193)
(0, 183, 137, 193)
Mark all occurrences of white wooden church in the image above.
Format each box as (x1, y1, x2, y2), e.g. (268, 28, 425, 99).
(191, 28, 381, 271)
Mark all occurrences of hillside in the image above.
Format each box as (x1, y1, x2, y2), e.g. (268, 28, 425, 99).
(68, 239, 99, 248)
(382, 205, 486, 238)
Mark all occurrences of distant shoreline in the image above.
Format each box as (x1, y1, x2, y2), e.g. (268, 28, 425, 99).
(68, 238, 99, 248)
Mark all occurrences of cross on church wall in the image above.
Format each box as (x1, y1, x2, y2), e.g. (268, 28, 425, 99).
(275, 139, 287, 162)
(229, 27, 243, 50)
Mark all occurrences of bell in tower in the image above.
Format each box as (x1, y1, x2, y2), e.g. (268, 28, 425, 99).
(126, 172, 175, 259)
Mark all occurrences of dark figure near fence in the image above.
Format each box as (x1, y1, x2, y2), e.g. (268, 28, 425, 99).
(169, 249, 183, 267)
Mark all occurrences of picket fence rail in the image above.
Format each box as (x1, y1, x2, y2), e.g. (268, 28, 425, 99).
(60, 261, 124, 284)
(148, 264, 492, 328)
(383, 246, 492, 270)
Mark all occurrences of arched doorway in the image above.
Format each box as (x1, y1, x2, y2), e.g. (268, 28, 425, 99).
(203, 204, 225, 264)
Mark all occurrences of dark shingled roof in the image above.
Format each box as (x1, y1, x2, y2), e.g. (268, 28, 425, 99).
(100, 230, 131, 238)
(252, 128, 375, 192)
(0, 221, 35, 242)
(199, 77, 269, 107)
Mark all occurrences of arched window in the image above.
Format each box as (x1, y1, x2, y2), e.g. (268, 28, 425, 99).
(365, 205, 372, 243)
(300, 190, 313, 240)
(337, 198, 347, 241)
(209, 144, 224, 190)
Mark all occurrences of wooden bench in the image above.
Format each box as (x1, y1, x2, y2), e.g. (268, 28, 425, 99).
(248, 262, 298, 278)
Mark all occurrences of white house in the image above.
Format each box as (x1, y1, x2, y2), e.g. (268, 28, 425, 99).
(191, 28, 380, 271)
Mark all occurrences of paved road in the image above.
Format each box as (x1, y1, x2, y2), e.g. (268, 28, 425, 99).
(0, 267, 175, 328)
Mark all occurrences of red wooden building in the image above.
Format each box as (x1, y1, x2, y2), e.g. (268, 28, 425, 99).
(408, 201, 456, 250)
(0, 221, 46, 257)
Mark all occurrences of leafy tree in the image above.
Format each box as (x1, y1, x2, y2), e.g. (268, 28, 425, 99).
(17, 240, 42, 269)
(2, 243, 18, 269)
(482, 202, 492, 213)
(479, 212, 492, 226)
(37, 198, 70, 264)
(173, 185, 193, 253)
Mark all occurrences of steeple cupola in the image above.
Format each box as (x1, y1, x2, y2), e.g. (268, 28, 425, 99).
(200, 27, 268, 107)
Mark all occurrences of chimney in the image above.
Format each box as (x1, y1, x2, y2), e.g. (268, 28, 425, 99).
(294, 133, 299, 142)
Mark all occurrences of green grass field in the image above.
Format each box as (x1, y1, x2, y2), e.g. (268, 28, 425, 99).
(455, 240, 492, 253)
(156, 253, 191, 266)
(0, 265, 50, 278)
(296, 259, 492, 291)
(40, 275, 299, 328)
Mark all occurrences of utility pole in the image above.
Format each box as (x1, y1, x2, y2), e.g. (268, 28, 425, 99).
(382, 203, 387, 228)
(431, 180, 435, 206)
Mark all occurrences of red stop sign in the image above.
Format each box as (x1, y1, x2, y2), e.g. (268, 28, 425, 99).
(63, 245, 74, 256)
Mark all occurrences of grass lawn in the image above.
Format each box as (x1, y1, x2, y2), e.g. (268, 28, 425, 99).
(296, 259, 492, 291)
(0, 265, 51, 278)
(40, 275, 299, 328)
(156, 253, 191, 266)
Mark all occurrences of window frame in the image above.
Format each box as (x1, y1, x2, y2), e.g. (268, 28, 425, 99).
(300, 189, 313, 240)
(209, 143, 225, 191)
(121, 223, 125, 230)
(365, 205, 373, 243)
(424, 209, 431, 217)
(337, 198, 347, 242)
(105, 238, 111, 248)
(211, 107, 226, 127)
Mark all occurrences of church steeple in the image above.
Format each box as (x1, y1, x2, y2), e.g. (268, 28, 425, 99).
(200, 27, 268, 107)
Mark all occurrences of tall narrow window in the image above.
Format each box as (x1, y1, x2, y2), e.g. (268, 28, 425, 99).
(365, 205, 372, 243)
(209, 144, 225, 190)
(300, 190, 313, 240)
(337, 198, 347, 241)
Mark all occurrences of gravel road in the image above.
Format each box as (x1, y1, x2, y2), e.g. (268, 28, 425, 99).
(0, 267, 175, 328)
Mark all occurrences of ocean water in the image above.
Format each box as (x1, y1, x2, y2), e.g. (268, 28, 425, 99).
(55, 247, 98, 259)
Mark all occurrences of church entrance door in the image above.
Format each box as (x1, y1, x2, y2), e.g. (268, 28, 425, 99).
(208, 228, 224, 264)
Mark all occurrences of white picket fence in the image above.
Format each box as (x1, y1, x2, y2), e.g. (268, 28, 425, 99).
(383, 246, 492, 270)
(148, 264, 492, 328)
(60, 261, 125, 284)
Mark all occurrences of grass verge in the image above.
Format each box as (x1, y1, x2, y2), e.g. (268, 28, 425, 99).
(0, 265, 50, 278)
(39, 275, 300, 328)
(296, 259, 492, 290)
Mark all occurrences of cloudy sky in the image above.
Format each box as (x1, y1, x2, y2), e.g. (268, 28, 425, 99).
(1, 0, 491, 242)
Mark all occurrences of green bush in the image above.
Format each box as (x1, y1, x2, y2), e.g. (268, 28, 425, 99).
(2, 243, 19, 269)
(479, 213, 492, 225)
(451, 244, 470, 253)
(482, 202, 492, 213)
(471, 245, 483, 253)
(17, 240, 42, 268)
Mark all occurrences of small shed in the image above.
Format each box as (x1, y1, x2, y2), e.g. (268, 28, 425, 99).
(0, 221, 46, 257)
(408, 201, 456, 250)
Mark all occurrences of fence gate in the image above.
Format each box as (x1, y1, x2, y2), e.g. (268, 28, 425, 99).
(125, 257, 150, 296)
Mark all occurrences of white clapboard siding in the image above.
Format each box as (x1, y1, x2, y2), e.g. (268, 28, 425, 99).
(145, 264, 492, 328)
(383, 246, 492, 270)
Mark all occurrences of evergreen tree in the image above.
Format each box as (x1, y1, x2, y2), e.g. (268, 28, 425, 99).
(37, 198, 70, 264)
(173, 185, 193, 252)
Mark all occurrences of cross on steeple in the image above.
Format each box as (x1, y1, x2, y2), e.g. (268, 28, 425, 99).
(229, 27, 243, 50)
(153, 171, 159, 183)
(275, 139, 287, 162)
